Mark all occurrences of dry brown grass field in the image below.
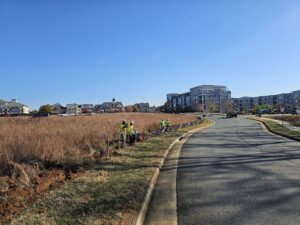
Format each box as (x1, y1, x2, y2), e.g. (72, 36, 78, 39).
(0, 113, 197, 183)
(271, 115, 300, 126)
(0, 112, 201, 223)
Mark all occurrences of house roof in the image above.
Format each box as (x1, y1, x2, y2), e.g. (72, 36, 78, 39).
(81, 104, 94, 107)
(53, 103, 64, 108)
(5, 101, 28, 108)
(102, 102, 123, 106)
(135, 103, 150, 106)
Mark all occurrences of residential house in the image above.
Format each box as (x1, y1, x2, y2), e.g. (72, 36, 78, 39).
(94, 104, 104, 113)
(66, 103, 80, 115)
(80, 104, 94, 114)
(0, 99, 30, 115)
(101, 102, 123, 112)
(51, 103, 66, 115)
(134, 103, 150, 112)
(0, 99, 6, 114)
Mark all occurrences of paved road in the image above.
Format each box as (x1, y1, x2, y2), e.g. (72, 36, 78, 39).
(177, 116, 300, 225)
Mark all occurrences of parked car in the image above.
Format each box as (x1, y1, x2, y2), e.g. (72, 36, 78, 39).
(226, 112, 238, 118)
(59, 114, 70, 117)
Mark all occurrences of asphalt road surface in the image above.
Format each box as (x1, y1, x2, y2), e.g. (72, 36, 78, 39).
(177, 116, 300, 225)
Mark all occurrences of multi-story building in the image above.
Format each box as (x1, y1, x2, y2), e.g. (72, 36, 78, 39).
(190, 85, 231, 112)
(235, 90, 300, 113)
(233, 97, 255, 113)
(166, 93, 179, 110)
(167, 85, 231, 112)
(0, 99, 30, 115)
(292, 90, 300, 109)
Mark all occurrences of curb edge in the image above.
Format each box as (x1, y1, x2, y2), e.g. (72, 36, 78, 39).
(245, 116, 300, 142)
(132, 119, 215, 225)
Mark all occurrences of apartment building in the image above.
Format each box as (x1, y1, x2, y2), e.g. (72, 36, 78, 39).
(235, 90, 300, 113)
(167, 85, 231, 112)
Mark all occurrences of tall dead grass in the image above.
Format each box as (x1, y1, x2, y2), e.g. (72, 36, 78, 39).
(271, 115, 300, 126)
(0, 113, 197, 173)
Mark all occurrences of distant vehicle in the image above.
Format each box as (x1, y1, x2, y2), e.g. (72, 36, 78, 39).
(226, 112, 238, 118)
(257, 109, 272, 114)
(292, 110, 300, 115)
(59, 114, 69, 117)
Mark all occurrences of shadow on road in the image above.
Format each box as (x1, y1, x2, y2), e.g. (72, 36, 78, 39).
(176, 117, 300, 225)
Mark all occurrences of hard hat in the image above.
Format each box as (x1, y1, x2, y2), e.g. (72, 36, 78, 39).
(131, 120, 134, 124)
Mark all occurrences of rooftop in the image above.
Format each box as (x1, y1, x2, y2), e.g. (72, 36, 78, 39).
(190, 85, 227, 90)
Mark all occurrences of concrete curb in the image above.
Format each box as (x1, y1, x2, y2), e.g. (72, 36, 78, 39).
(244, 116, 273, 134)
(245, 116, 300, 142)
(132, 119, 215, 225)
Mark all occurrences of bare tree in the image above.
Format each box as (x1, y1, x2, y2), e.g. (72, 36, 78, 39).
(196, 103, 204, 113)
(222, 100, 235, 113)
(208, 102, 217, 113)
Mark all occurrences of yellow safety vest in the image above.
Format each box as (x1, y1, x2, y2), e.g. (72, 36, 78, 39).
(127, 124, 134, 135)
(119, 124, 127, 135)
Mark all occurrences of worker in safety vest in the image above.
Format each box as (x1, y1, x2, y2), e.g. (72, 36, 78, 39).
(160, 119, 166, 131)
(119, 120, 128, 148)
(127, 121, 136, 144)
(165, 119, 171, 132)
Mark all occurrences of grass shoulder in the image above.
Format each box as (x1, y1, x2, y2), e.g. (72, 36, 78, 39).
(249, 117, 300, 142)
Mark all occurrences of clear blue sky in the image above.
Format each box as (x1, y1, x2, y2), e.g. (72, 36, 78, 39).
(1, 0, 300, 109)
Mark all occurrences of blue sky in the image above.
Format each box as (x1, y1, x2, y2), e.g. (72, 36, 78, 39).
(1, 0, 300, 109)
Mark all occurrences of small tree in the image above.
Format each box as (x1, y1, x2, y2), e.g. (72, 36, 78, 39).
(30, 110, 38, 115)
(255, 104, 271, 114)
(132, 105, 139, 112)
(125, 105, 134, 112)
(38, 104, 52, 114)
(208, 102, 217, 113)
(222, 100, 235, 113)
(196, 103, 204, 113)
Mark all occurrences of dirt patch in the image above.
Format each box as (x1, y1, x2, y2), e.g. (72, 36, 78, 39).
(0, 169, 73, 223)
